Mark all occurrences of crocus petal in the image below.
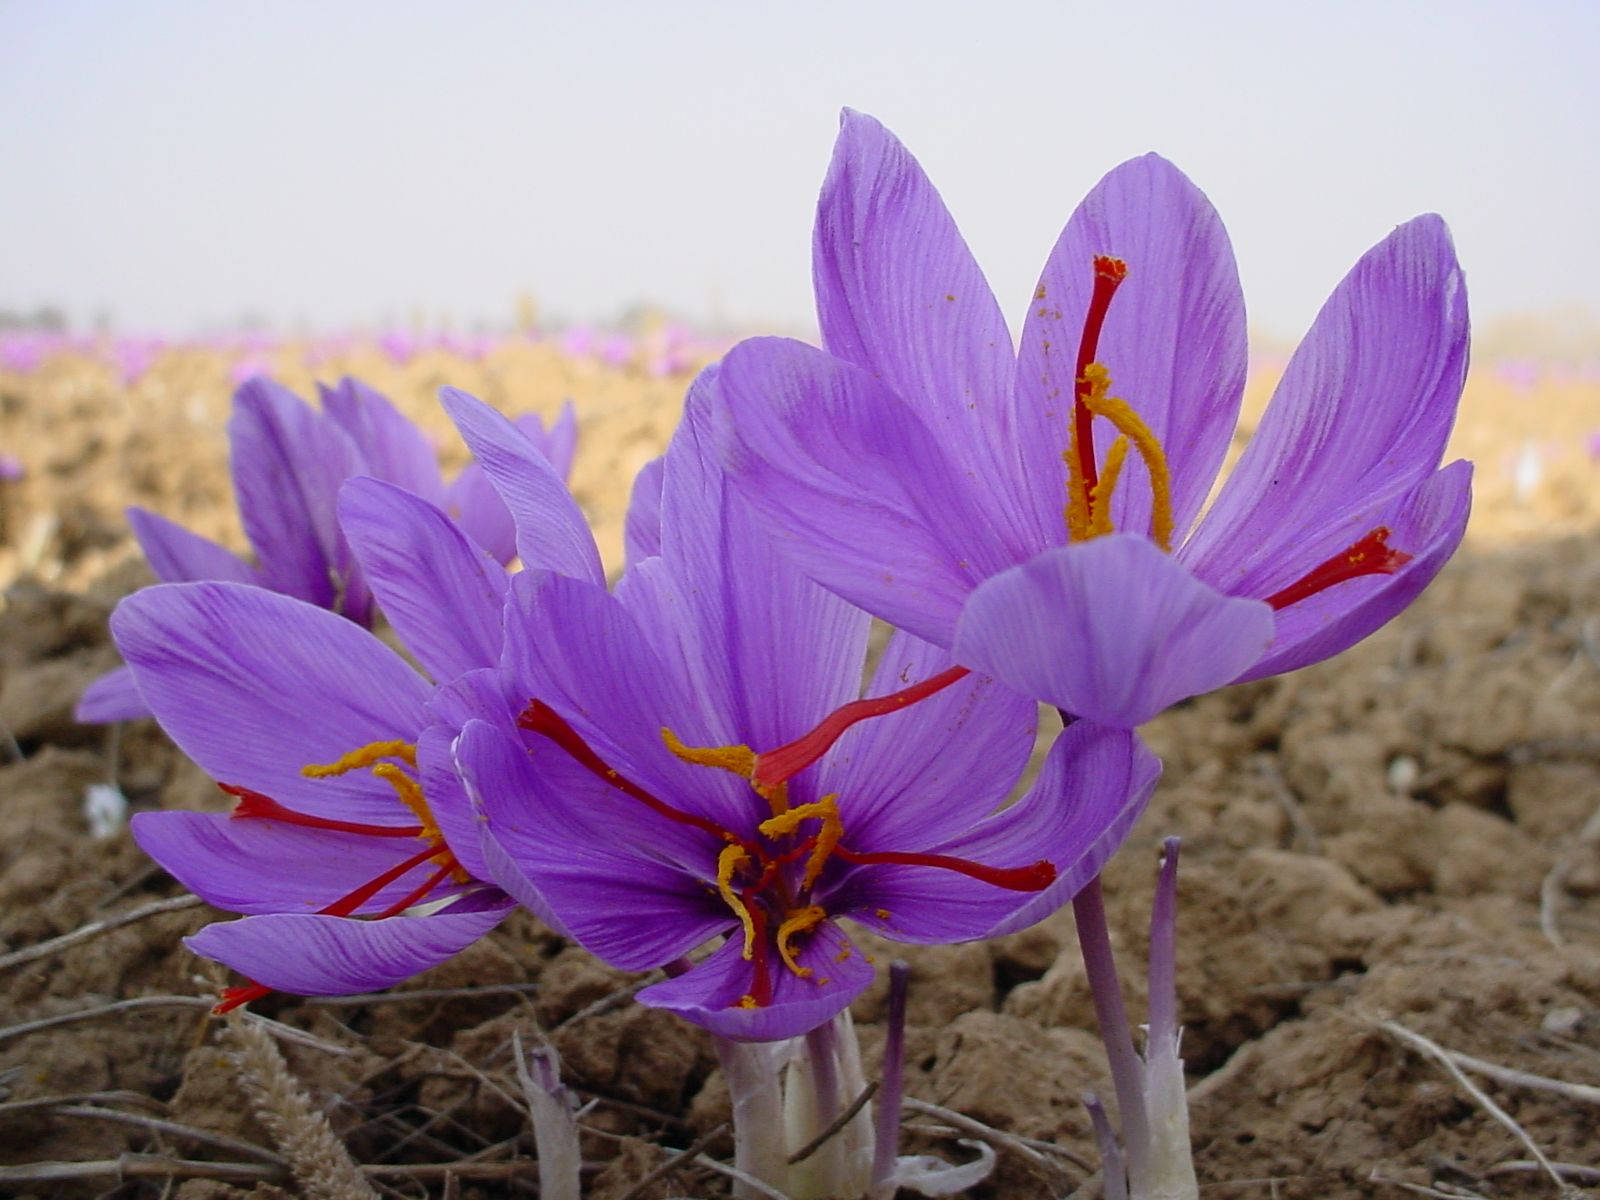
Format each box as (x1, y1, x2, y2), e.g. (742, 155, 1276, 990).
(441, 388, 603, 585)
(127, 507, 257, 585)
(813, 110, 1037, 533)
(319, 377, 445, 506)
(1182, 215, 1469, 593)
(131, 810, 453, 916)
(185, 902, 511, 997)
(456, 719, 728, 967)
(416, 724, 490, 882)
(951, 535, 1274, 728)
(1241, 460, 1472, 682)
(623, 455, 665, 570)
(835, 722, 1159, 942)
(661, 367, 869, 752)
(444, 463, 518, 565)
(1014, 154, 1247, 544)
(822, 633, 1034, 850)
(718, 336, 1028, 648)
(636, 920, 874, 1042)
(338, 479, 508, 683)
(516, 398, 578, 481)
(75, 666, 150, 723)
(111, 582, 432, 823)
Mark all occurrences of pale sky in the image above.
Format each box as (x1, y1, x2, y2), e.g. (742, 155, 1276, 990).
(2, 0, 1596, 343)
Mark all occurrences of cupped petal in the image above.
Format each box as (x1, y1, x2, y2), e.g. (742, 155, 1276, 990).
(444, 463, 518, 565)
(623, 455, 665, 570)
(185, 901, 511, 997)
(813, 110, 1034, 530)
(1240, 460, 1472, 682)
(661, 366, 869, 752)
(1015, 154, 1246, 543)
(455, 719, 728, 967)
(131, 810, 455, 916)
(1182, 215, 1469, 592)
(127, 507, 256, 585)
(76, 665, 151, 723)
(636, 920, 874, 1042)
(821, 633, 1034, 850)
(516, 398, 578, 481)
(827, 722, 1157, 942)
(339, 478, 508, 683)
(415, 724, 490, 882)
(319, 377, 446, 506)
(441, 388, 603, 585)
(717, 336, 1028, 648)
(111, 582, 432, 823)
(951, 535, 1274, 728)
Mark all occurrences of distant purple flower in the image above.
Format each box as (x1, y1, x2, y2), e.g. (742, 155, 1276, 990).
(0, 453, 22, 482)
(716, 111, 1473, 766)
(77, 377, 577, 724)
(448, 369, 1158, 1041)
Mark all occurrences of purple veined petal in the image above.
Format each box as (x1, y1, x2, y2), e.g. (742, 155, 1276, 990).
(661, 366, 870, 752)
(821, 632, 1034, 850)
(131, 810, 456, 916)
(127, 507, 257, 585)
(1014, 154, 1247, 545)
(426, 665, 525, 734)
(1182, 215, 1469, 593)
(444, 463, 518, 565)
(1240, 460, 1472, 682)
(813, 110, 1038, 538)
(111, 582, 432, 824)
(951, 535, 1275, 728)
(515, 398, 578, 481)
(185, 902, 512, 997)
(416, 724, 490, 882)
(319, 377, 446, 506)
(76, 665, 151, 723)
(623, 455, 665, 570)
(441, 388, 604, 585)
(455, 719, 728, 964)
(635, 919, 874, 1042)
(717, 336, 1030, 648)
(339, 478, 508, 683)
(857, 721, 1160, 941)
(228, 378, 358, 607)
(500, 570, 758, 842)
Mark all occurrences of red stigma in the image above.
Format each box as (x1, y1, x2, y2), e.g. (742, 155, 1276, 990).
(223, 784, 423, 838)
(1072, 256, 1129, 497)
(213, 982, 271, 1015)
(833, 846, 1056, 892)
(1265, 527, 1414, 611)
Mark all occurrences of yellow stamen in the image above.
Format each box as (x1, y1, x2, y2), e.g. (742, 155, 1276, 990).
(1077, 362, 1175, 551)
(1088, 436, 1130, 538)
(302, 739, 417, 777)
(758, 795, 843, 893)
(662, 727, 785, 815)
(776, 905, 826, 978)
(716, 845, 758, 960)
(1063, 422, 1094, 543)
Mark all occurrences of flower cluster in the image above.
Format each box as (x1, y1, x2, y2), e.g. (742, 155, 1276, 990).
(98, 110, 1470, 1197)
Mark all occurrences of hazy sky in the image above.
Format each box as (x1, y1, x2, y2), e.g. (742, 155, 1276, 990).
(2, 1, 1596, 342)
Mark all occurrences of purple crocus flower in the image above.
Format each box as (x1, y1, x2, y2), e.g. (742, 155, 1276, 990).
(714, 111, 1472, 775)
(447, 368, 1159, 1041)
(77, 376, 577, 724)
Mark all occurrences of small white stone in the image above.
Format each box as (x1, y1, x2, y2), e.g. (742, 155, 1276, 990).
(1542, 1006, 1584, 1037)
(1386, 754, 1421, 794)
(83, 783, 128, 840)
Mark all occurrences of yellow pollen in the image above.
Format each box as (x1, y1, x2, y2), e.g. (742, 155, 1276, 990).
(1089, 436, 1131, 538)
(738, 994, 759, 1009)
(759, 795, 843, 893)
(661, 727, 785, 814)
(716, 845, 758, 960)
(775, 905, 827, 978)
(302, 739, 417, 777)
(1067, 362, 1176, 552)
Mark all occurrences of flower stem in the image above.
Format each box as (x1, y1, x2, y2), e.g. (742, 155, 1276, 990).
(871, 960, 911, 1197)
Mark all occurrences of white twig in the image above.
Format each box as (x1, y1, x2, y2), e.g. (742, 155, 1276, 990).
(0, 895, 201, 972)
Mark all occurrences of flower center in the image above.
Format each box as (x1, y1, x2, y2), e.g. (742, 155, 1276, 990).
(519, 701, 1054, 1010)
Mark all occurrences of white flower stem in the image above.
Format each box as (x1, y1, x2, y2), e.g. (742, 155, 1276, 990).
(1141, 838, 1198, 1200)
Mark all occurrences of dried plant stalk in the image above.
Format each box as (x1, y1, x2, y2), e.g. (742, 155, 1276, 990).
(224, 1011, 379, 1200)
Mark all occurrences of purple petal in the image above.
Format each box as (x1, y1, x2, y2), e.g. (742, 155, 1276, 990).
(185, 902, 511, 997)
(1182, 215, 1469, 593)
(822, 633, 1034, 850)
(127, 508, 256, 585)
(319, 377, 446, 506)
(76, 665, 151, 723)
(1014, 154, 1246, 544)
(718, 336, 1029, 648)
(813, 110, 1038, 536)
(636, 920, 874, 1042)
(444, 463, 518, 565)
(111, 582, 432, 823)
(623, 455, 665, 570)
(829, 722, 1157, 942)
(951, 535, 1274, 728)
(441, 388, 603, 584)
(1242, 460, 1472, 681)
(339, 478, 508, 683)
(515, 398, 578, 481)
(416, 724, 490, 882)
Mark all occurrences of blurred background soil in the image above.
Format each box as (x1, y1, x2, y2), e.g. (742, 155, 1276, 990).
(0, 340, 1595, 1198)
